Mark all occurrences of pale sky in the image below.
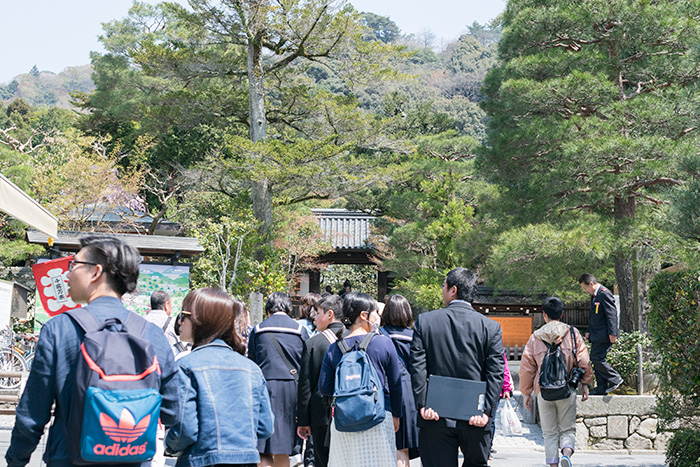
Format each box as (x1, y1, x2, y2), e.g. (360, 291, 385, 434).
(0, 0, 506, 84)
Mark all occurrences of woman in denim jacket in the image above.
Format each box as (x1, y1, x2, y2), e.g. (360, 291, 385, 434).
(166, 288, 274, 467)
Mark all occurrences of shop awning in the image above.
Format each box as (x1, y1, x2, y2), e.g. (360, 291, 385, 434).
(0, 174, 57, 238)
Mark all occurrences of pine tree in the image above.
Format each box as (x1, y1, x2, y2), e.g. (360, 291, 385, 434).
(481, 0, 700, 330)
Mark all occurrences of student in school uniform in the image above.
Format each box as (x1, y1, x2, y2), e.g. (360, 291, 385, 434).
(380, 295, 420, 467)
(297, 294, 348, 467)
(248, 292, 310, 467)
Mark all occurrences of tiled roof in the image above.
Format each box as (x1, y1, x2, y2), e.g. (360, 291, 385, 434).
(26, 230, 204, 258)
(312, 209, 375, 250)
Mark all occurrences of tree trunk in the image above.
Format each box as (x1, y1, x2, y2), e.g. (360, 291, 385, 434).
(614, 195, 636, 332)
(247, 15, 273, 261)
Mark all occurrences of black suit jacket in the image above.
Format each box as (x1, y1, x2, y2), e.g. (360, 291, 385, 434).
(588, 285, 619, 342)
(410, 300, 504, 429)
(297, 322, 348, 427)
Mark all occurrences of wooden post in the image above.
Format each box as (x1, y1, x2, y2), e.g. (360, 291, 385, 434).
(637, 343, 644, 395)
(250, 292, 264, 327)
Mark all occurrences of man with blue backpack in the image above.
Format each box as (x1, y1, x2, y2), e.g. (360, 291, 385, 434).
(6, 236, 180, 467)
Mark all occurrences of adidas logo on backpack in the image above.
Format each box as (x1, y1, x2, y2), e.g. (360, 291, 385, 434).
(66, 310, 162, 464)
(332, 331, 385, 432)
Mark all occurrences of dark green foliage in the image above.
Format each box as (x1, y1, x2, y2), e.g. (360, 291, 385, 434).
(666, 429, 700, 467)
(408, 48, 439, 65)
(6, 99, 32, 124)
(447, 35, 496, 75)
(669, 155, 700, 242)
(648, 270, 700, 425)
(320, 265, 378, 298)
(606, 331, 655, 386)
(361, 12, 401, 43)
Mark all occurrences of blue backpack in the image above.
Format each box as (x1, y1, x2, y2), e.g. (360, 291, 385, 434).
(66, 310, 162, 465)
(332, 331, 385, 432)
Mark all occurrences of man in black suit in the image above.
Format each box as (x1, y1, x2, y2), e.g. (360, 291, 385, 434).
(410, 268, 504, 467)
(579, 273, 622, 395)
(296, 294, 347, 467)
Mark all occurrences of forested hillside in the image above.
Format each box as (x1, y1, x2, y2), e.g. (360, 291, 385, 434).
(0, 65, 94, 108)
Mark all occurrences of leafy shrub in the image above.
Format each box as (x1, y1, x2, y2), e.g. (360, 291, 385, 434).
(648, 270, 700, 424)
(666, 429, 700, 467)
(607, 331, 656, 385)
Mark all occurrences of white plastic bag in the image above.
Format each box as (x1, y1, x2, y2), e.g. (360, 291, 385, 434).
(499, 399, 522, 436)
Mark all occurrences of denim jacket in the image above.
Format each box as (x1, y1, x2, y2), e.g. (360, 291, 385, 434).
(165, 339, 274, 467)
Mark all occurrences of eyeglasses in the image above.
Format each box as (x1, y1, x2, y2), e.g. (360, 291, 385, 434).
(68, 260, 100, 271)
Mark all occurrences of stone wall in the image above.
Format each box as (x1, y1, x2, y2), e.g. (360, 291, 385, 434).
(575, 395, 671, 452)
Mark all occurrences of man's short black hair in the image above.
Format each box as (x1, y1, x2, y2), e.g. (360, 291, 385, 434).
(542, 296, 564, 320)
(151, 290, 171, 311)
(80, 235, 141, 296)
(317, 294, 344, 321)
(265, 292, 293, 316)
(445, 267, 478, 303)
(578, 273, 597, 285)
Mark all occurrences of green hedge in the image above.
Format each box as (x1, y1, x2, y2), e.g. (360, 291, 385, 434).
(666, 429, 700, 467)
(607, 331, 655, 386)
(648, 270, 700, 424)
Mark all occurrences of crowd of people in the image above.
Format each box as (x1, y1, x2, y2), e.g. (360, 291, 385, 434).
(4, 236, 620, 467)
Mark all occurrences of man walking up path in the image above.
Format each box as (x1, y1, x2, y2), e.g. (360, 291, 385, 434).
(578, 273, 623, 395)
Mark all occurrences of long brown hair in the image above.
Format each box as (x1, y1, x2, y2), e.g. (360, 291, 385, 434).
(182, 288, 246, 355)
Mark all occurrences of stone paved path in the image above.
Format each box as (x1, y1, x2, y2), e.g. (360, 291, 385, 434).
(0, 394, 666, 467)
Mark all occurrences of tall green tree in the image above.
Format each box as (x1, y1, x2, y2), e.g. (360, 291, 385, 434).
(84, 1, 399, 258)
(481, 0, 700, 330)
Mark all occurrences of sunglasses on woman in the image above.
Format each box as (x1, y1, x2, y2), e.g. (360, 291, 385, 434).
(174, 311, 191, 336)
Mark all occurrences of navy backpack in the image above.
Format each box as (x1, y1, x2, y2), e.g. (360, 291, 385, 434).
(66, 310, 162, 464)
(332, 331, 385, 432)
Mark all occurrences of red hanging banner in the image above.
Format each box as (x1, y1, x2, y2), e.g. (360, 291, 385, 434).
(32, 256, 81, 317)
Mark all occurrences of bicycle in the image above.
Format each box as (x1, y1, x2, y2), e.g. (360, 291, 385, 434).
(0, 327, 29, 389)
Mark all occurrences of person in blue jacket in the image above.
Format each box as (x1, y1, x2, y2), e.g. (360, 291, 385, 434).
(165, 288, 273, 466)
(6, 236, 180, 467)
(248, 292, 310, 467)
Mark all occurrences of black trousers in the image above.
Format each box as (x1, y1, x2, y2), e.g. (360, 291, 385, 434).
(310, 424, 330, 467)
(590, 341, 622, 390)
(419, 423, 490, 467)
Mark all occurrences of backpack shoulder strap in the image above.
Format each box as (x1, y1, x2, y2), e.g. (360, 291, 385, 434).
(124, 311, 148, 337)
(162, 316, 173, 332)
(570, 325, 579, 364)
(65, 309, 101, 334)
(358, 331, 376, 352)
(337, 336, 350, 355)
(321, 329, 337, 344)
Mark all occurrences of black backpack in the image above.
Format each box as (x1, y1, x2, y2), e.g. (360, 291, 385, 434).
(539, 326, 576, 401)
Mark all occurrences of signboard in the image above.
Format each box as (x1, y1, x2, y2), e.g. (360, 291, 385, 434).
(31, 256, 81, 324)
(122, 263, 191, 315)
(488, 316, 534, 347)
(33, 260, 191, 333)
(0, 279, 13, 327)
